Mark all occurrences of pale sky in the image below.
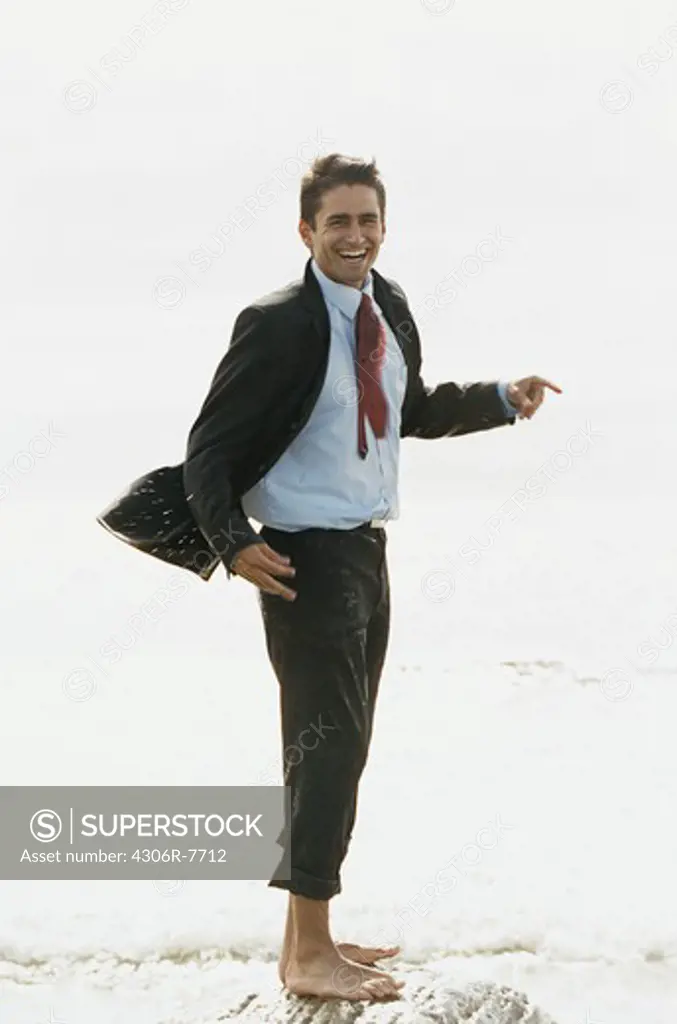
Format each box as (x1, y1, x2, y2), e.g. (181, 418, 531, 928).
(2, 0, 676, 494)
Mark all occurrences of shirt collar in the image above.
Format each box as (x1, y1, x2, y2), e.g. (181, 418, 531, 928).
(310, 257, 374, 321)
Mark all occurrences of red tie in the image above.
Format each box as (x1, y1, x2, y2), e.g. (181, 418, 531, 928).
(355, 293, 388, 458)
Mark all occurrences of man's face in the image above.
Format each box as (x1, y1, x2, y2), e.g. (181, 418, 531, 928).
(299, 184, 385, 289)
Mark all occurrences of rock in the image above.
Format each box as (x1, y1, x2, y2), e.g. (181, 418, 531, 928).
(210, 967, 558, 1023)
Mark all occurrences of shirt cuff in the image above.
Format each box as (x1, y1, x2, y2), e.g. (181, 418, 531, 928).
(497, 380, 518, 417)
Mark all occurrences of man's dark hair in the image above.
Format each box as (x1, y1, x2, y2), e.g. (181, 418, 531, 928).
(299, 153, 386, 229)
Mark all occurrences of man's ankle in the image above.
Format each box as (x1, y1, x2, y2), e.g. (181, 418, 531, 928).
(291, 937, 336, 963)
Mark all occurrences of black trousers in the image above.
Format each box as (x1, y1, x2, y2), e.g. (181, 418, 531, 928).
(258, 523, 390, 901)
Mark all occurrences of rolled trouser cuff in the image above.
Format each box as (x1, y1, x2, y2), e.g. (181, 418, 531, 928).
(268, 866, 341, 901)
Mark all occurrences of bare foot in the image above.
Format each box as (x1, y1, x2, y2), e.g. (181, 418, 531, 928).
(336, 942, 400, 965)
(278, 941, 400, 982)
(285, 947, 405, 1002)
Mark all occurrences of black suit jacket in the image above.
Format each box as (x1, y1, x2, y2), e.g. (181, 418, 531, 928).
(97, 258, 515, 580)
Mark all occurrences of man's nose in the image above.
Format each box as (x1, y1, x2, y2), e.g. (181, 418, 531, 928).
(343, 223, 365, 245)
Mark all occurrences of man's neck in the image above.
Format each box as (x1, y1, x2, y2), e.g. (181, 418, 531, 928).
(312, 258, 369, 293)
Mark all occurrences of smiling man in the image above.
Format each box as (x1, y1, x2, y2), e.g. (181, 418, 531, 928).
(182, 153, 561, 1003)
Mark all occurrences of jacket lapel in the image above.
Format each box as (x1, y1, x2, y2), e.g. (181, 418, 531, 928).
(372, 270, 413, 363)
(300, 257, 331, 341)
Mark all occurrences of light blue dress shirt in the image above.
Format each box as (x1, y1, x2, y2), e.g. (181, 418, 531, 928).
(240, 259, 517, 532)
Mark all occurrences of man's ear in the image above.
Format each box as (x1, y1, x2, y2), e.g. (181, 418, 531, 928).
(298, 219, 313, 250)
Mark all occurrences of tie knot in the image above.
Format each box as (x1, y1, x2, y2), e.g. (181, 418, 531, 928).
(358, 293, 377, 320)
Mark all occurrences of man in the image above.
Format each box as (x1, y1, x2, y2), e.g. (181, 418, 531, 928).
(183, 154, 561, 1003)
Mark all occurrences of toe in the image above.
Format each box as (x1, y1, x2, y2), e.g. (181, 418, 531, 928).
(376, 977, 402, 1000)
(363, 978, 389, 1000)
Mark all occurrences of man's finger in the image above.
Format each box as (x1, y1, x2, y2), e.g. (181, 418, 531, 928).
(261, 544, 292, 565)
(531, 376, 562, 394)
(235, 564, 297, 600)
(255, 550, 296, 577)
(253, 570, 297, 600)
(525, 384, 545, 405)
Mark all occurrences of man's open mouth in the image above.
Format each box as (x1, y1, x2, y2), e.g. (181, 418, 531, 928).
(338, 250, 368, 263)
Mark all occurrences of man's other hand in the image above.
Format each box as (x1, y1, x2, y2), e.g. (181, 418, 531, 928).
(230, 542, 297, 600)
(506, 376, 562, 419)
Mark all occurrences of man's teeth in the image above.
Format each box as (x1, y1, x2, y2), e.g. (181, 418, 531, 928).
(340, 251, 366, 259)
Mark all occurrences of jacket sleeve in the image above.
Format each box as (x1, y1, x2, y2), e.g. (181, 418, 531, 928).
(393, 287, 517, 439)
(183, 305, 284, 577)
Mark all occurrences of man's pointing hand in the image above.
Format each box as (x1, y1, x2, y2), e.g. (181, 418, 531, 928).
(506, 375, 562, 420)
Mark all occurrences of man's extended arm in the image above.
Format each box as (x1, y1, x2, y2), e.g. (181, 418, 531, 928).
(391, 282, 559, 436)
(393, 287, 517, 439)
